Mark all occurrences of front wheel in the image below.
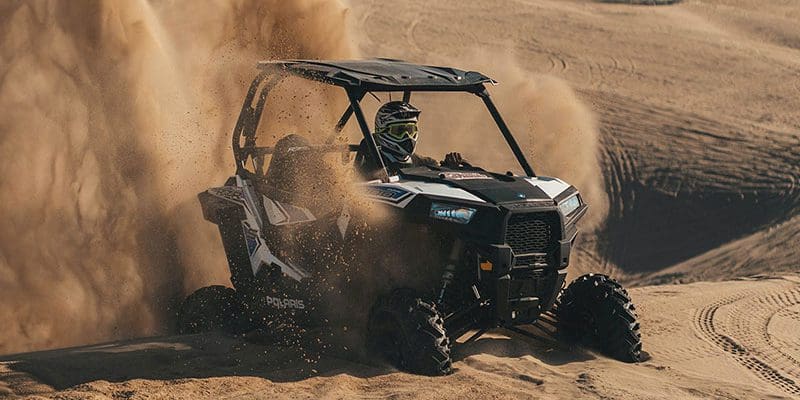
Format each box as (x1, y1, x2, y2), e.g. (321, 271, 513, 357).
(554, 274, 642, 362)
(367, 288, 452, 376)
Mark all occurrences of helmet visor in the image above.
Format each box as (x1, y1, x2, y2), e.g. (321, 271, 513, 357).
(383, 122, 419, 140)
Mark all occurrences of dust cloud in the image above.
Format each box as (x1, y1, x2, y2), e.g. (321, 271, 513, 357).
(0, 0, 355, 353)
(0, 1, 606, 355)
(413, 51, 607, 228)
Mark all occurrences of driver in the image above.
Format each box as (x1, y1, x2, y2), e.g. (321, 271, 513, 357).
(354, 101, 467, 178)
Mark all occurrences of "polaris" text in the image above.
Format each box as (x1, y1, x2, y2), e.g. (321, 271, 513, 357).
(265, 295, 305, 310)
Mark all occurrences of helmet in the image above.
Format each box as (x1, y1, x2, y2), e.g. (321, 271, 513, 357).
(374, 101, 421, 163)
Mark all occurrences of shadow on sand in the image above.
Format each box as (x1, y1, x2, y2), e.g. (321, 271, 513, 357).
(453, 328, 596, 366)
(0, 332, 381, 391)
(0, 327, 595, 392)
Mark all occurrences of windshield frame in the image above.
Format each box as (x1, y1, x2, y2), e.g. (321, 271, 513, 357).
(232, 66, 536, 181)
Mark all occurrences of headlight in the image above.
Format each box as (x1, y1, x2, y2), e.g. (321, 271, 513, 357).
(430, 203, 476, 224)
(558, 193, 581, 216)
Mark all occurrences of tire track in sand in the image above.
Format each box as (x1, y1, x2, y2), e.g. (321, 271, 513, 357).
(517, 37, 569, 75)
(692, 280, 800, 396)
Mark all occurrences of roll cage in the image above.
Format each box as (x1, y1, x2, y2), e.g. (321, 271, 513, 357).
(232, 58, 535, 180)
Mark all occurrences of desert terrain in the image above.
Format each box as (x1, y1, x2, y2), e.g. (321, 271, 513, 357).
(2, 275, 800, 399)
(1, 0, 799, 398)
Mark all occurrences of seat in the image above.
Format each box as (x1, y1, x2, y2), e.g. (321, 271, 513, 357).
(260, 134, 344, 218)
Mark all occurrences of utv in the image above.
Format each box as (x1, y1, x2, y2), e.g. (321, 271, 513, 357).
(178, 59, 642, 375)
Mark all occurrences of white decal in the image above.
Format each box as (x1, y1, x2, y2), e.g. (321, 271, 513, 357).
(525, 176, 570, 199)
(234, 175, 309, 281)
(360, 180, 486, 208)
(441, 172, 492, 180)
(263, 196, 316, 226)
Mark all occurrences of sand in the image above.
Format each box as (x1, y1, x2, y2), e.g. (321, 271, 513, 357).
(2, 275, 799, 399)
(1, 0, 799, 398)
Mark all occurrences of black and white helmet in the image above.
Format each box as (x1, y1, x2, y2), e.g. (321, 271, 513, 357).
(374, 101, 421, 163)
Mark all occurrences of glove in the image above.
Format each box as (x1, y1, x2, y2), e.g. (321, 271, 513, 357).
(442, 152, 464, 168)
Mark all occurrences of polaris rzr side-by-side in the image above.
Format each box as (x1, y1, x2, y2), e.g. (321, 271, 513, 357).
(178, 59, 642, 375)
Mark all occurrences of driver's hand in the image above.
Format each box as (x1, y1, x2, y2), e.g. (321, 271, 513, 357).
(442, 152, 464, 168)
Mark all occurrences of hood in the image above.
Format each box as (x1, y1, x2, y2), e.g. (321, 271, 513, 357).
(398, 167, 571, 205)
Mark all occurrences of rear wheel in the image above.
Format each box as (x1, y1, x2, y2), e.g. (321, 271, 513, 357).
(554, 274, 642, 362)
(367, 288, 452, 376)
(177, 285, 246, 334)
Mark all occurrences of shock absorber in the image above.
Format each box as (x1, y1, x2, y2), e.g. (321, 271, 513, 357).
(438, 238, 464, 304)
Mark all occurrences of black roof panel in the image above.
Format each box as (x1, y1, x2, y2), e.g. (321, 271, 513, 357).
(257, 59, 495, 92)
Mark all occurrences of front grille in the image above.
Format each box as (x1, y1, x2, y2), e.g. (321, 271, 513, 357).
(505, 212, 560, 256)
(514, 253, 549, 267)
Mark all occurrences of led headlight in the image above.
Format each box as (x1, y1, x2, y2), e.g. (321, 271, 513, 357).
(558, 193, 581, 216)
(430, 203, 476, 224)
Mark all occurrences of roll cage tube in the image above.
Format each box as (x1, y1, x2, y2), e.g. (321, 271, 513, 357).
(233, 70, 535, 179)
(326, 91, 366, 144)
(476, 89, 536, 177)
(232, 70, 284, 174)
(339, 86, 536, 179)
(347, 89, 390, 181)
(232, 71, 265, 173)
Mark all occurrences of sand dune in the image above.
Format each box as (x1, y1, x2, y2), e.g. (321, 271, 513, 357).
(353, 0, 800, 283)
(3, 275, 799, 399)
(1, 0, 799, 398)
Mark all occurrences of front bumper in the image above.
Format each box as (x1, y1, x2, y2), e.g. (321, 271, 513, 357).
(482, 243, 569, 327)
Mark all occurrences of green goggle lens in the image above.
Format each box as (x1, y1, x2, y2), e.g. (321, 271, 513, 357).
(384, 123, 418, 140)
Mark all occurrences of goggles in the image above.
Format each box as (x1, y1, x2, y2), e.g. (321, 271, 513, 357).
(382, 122, 419, 140)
